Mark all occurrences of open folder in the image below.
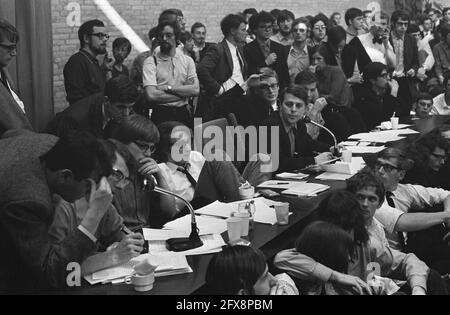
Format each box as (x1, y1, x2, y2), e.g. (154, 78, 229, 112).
(84, 253, 193, 285)
(282, 182, 330, 197)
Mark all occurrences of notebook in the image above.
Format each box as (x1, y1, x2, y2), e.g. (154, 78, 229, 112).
(282, 182, 330, 197)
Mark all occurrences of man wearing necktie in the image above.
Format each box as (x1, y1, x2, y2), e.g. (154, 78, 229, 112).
(389, 10, 419, 119)
(371, 148, 450, 275)
(0, 19, 32, 135)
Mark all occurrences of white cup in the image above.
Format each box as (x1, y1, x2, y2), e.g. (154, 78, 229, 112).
(275, 203, 290, 226)
(125, 273, 155, 292)
(233, 212, 250, 237)
(341, 150, 352, 163)
(239, 186, 255, 200)
(390, 117, 399, 130)
(226, 217, 243, 242)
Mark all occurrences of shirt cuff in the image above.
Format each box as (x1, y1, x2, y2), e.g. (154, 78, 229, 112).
(409, 275, 428, 293)
(78, 225, 97, 243)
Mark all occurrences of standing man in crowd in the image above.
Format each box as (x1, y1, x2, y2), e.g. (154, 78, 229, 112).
(143, 20, 199, 128)
(271, 10, 295, 46)
(244, 11, 290, 91)
(0, 19, 32, 135)
(345, 8, 364, 43)
(64, 20, 114, 106)
(191, 22, 214, 64)
(197, 14, 248, 120)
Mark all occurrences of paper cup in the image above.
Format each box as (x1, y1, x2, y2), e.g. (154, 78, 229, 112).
(233, 212, 250, 237)
(275, 203, 290, 225)
(239, 186, 255, 200)
(390, 117, 399, 130)
(341, 150, 352, 163)
(129, 273, 155, 292)
(227, 217, 243, 242)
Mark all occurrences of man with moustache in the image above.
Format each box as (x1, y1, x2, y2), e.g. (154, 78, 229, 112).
(143, 20, 199, 127)
(191, 22, 214, 64)
(64, 20, 114, 106)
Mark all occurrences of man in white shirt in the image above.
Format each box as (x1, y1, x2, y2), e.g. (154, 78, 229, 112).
(349, 11, 396, 70)
(432, 75, 450, 115)
(143, 20, 199, 127)
(0, 19, 32, 135)
(371, 148, 450, 274)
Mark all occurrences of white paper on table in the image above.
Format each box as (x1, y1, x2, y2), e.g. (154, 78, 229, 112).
(349, 129, 416, 143)
(376, 122, 412, 130)
(148, 234, 226, 256)
(163, 214, 228, 236)
(143, 229, 189, 241)
(85, 253, 192, 285)
(195, 198, 278, 225)
(282, 182, 330, 197)
(257, 180, 303, 190)
(322, 158, 365, 175)
(345, 146, 386, 154)
(275, 172, 309, 181)
(339, 141, 359, 146)
(316, 172, 354, 181)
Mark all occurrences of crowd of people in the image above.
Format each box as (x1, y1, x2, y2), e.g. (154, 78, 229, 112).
(1, 4, 450, 295)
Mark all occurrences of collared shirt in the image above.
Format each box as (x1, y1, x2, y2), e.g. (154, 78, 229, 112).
(392, 33, 405, 77)
(142, 49, 197, 108)
(287, 44, 310, 82)
(432, 93, 450, 115)
(0, 70, 25, 113)
(158, 151, 206, 212)
(271, 33, 294, 46)
(375, 183, 450, 250)
(357, 33, 394, 65)
(225, 39, 245, 87)
(63, 49, 107, 105)
(432, 42, 450, 77)
(418, 39, 435, 71)
(274, 217, 429, 293)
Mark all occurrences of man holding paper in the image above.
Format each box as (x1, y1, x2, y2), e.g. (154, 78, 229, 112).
(261, 84, 335, 173)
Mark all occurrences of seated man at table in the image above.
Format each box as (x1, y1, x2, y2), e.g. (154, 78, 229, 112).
(260, 84, 335, 173)
(48, 139, 145, 277)
(105, 114, 177, 229)
(412, 93, 433, 120)
(155, 121, 272, 213)
(0, 130, 115, 292)
(354, 62, 401, 130)
(369, 148, 450, 274)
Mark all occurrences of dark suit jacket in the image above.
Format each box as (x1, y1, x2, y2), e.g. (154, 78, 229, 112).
(190, 42, 215, 63)
(54, 93, 105, 137)
(0, 130, 97, 292)
(261, 112, 330, 172)
(0, 69, 33, 136)
(243, 40, 290, 90)
(197, 40, 248, 96)
(325, 42, 358, 79)
(389, 33, 419, 73)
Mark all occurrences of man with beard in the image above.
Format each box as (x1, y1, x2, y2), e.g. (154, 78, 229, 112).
(64, 20, 114, 105)
(143, 20, 199, 128)
(271, 10, 295, 46)
(190, 22, 214, 64)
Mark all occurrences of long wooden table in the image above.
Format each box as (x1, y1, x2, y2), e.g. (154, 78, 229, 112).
(55, 116, 450, 295)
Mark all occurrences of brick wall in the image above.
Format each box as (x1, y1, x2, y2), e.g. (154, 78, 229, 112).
(51, 0, 393, 112)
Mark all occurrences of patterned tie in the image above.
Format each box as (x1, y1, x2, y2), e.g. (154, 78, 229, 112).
(177, 163, 197, 188)
(386, 192, 407, 250)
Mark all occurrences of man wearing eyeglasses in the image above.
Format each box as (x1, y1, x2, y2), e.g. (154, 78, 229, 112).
(64, 19, 114, 105)
(354, 62, 401, 130)
(244, 11, 290, 91)
(370, 148, 450, 274)
(0, 19, 32, 135)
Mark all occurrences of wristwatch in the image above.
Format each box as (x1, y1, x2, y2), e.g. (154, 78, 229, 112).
(166, 85, 173, 93)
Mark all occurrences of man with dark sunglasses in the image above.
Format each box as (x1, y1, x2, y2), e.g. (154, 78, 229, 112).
(369, 148, 450, 274)
(64, 19, 115, 105)
(0, 19, 32, 135)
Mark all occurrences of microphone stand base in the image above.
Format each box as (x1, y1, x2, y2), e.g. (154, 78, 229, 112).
(166, 238, 204, 252)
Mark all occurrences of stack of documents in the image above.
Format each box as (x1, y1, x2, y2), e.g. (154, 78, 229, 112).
(148, 234, 226, 256)
(376, 122, 411, 130)
(349, 129, 418, 143)
(321, 157, 366, 175)
(275, 172, 309, 181)
(282, 182, 330, 197)
(84, 253, 192, 285)
(258, 180, 301, 190)
(195, 198, 278, 225)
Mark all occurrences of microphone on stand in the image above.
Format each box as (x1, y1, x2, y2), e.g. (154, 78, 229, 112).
(143, 176, 203, 252)
(302, 115, 341, 157)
